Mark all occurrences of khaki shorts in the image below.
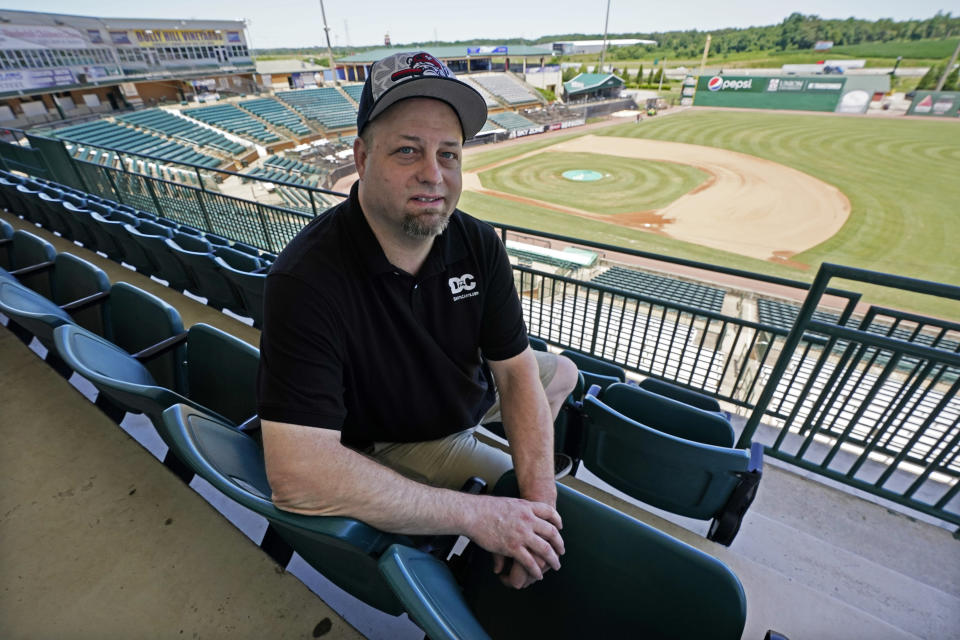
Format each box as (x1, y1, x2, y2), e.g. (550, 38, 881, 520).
(370, 350, 560, 489)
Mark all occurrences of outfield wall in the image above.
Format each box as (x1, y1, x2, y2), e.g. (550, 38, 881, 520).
(907, 91, 960, 117)
(692, 74, 888, 113)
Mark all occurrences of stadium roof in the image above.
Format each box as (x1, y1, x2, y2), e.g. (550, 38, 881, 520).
(563, 73, 624, 96)
(337, 45, 553, 63)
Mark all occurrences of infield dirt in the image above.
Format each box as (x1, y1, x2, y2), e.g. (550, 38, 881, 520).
(463, 134, 851, 263)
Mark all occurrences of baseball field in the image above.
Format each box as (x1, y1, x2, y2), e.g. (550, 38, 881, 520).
(459, 110, 960, 318)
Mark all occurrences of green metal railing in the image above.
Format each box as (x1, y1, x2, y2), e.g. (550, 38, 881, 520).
(738, 265, 960, 532)
(2, 127, 957, 531)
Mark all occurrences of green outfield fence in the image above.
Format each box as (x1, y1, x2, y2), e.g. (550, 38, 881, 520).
(2, 128, 958, 533)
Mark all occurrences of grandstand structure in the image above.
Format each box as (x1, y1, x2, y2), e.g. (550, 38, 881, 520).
(0, 9, 255, 128)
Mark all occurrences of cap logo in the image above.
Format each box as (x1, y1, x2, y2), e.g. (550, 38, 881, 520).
(390, 52, 450, 82)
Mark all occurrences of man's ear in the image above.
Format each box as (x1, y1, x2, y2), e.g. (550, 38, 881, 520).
(354, 135, 367, 180)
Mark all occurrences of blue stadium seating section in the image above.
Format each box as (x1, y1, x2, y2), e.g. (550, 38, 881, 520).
(238, 98, 312, 138)
(592, 266, 726, 313)
(473, 74, 541, 105)
(275, 88, 357, 131)
(457, 76, 501, 108)
(182, 104, 283, 145)
(118, 109, 247, 156)
(54, 120, 221, 168)
(487, 111, 540, 131)
(342, 84, 364, 103)
(263, 155, 322, 175)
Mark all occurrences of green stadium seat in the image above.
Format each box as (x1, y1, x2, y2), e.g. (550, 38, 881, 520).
(380, 471, 748, 640)
(581, 383, 762, 545)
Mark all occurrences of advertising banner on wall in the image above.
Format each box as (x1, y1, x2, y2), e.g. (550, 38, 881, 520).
(0, 25, 88, 50)
(0, 69, 76, 93)
(694, 75, 846, 112)
(907, 91, 960, 118)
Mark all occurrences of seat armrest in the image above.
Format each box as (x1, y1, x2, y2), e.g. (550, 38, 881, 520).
(131, 331, 189, 362)
(378, 544, 492, 640)
(10, 260, 54, 277)
(60, 290, 110, 313)
(707, 443, 764, 546)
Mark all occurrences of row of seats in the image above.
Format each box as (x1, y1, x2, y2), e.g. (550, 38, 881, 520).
(489, 339, 763, 547)
(473, 74, 541, 105)
(263, 154, 322, 175)
(457, 76, 501, 108)
(245, 166, 320, 188)
(488, 111, 540, 131)
(182, 104, 283, 145)
(275, 88, 357, 131)
(593, 266, 727, 314)
(341, 84, 364, 103)
(239, 98, 312, 137)
(0, 223, 758, 638)
(0, 171, 270, 328)
(118, 109, 248, 156)
(53, 119, 221, 168)
(2, 209, 789, 638)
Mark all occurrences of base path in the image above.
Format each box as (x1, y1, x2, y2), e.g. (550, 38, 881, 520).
(464, 134, 850, 262)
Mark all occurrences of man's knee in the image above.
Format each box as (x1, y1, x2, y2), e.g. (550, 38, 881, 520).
(545, 354, 578, 406)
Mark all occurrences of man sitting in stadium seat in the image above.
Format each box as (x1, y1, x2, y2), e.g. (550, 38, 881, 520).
(257, 52, 578, 590)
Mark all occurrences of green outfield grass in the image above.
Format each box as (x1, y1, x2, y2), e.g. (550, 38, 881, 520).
(463, 111, 960, 318)
(478, 151, 708, 214)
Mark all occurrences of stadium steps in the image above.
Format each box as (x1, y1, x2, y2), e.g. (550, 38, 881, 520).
(233, 105, 301, 143)
(338, 84, 360, 108)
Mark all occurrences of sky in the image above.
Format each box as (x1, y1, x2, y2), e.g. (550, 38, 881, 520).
(4, 1, 955, 49)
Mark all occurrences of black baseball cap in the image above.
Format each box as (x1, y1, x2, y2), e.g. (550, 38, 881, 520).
(356, 51, 488, 139)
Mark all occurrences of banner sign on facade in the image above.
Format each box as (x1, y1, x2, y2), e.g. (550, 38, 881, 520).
(109, 31, 131, 45)
(0, 68, 76, 92)
(132, 29, 229, 46)
(467, 46, 508, 55)
(86, 29, 104, 44)
(0, 25, 88, 50)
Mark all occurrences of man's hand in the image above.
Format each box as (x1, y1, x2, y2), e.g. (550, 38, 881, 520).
(465, 495, 564, 589)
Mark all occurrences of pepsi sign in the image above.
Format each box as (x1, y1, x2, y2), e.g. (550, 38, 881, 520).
(707, 76, 753, 91)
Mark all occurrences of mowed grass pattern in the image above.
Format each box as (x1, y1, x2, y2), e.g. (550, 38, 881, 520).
(462, 111, 959, 317)
(478, 151, 709, 214)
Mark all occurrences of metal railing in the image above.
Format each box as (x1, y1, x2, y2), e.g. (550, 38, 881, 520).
(2, 127, 958, 531)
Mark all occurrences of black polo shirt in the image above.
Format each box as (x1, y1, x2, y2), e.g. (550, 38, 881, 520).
(257, 182, 528, 450)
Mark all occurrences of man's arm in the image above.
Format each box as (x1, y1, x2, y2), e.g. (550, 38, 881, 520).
(487, 347, 557, 508)
(261, 420, 564, 583)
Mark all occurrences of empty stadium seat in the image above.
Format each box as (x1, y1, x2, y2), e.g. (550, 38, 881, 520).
(581, 383, 762, 545)
(1, 229, 57, 295)
(161, 402, 413, 613)
(380, 471, 749, 640)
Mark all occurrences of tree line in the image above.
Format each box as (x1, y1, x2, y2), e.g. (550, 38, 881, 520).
(254, 12, 958, 59)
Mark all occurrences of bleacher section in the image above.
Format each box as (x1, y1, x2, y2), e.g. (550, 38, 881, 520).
(473, 74, 541, 105)
(53, 120, 221, 168)
(182, 105, 282, 145)
(244, 166, 319, 188)
(341, 84, 364, 103)
(592, 266, 726, 314)
(488, 111, 540, 132)
(457, 76, 500, 108)
(117, 109, 248, 156)
(238, 98, 312, 138)
(263, 155, 322, 175)
(276, 88, 357, 131)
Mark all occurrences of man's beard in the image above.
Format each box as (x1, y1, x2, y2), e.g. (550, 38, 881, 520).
(402, 213, 450, 238)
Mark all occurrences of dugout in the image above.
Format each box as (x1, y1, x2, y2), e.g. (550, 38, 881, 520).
(562, 73, 624, 103)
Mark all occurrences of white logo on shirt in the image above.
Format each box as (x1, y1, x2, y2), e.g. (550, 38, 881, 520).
(448, 273, 476, 295)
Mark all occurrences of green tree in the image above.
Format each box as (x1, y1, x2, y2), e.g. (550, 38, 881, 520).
(943, 65, 959, 91)
(917, 64, 944, 89)
(636, 64, 644, 85)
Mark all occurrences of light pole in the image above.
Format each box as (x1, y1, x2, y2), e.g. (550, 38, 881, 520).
(318, 0, 338, 85)
(598, 0, 611, 73)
